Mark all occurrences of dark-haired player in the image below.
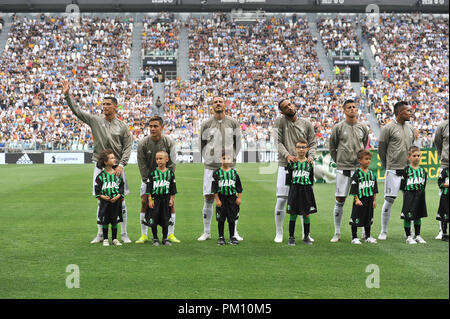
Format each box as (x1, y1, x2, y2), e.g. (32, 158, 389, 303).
(63, 81, 133, 244)
(377, 101, 416, 240)
(273, 98, 317, 243)
(136, 115, 179, 244)
(329, 99, 370, 243)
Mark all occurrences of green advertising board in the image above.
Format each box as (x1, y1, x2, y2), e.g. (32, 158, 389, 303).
(314, 148, 441, 183)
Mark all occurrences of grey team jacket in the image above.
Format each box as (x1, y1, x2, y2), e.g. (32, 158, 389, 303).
(65, 94, 132, 166)
(378, 119, 415, 170)
(329, 120, 370, 170)
(200, 116, 242, 170)
(274, 115, 317, 168)
(137, 135, 176, 182)
(433, 119, 449, 169)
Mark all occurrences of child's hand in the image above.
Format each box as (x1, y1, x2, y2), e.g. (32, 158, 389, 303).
(443, 183, 449, 188)
(373, 200, 377, 209)
(100, 195, 110, 201)
(355, 199, 363, 206)
(148, 197, 154, 209)
(236, 197, 241, 206)
(110, 195, 121, 203)
(216, 199, 222, 208)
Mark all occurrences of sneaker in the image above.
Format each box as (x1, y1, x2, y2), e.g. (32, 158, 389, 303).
(378, 232, 387, 240)
(229, 237, 239, 245)
(217, 237, 226, 246)
(152, 239, 161, 246)
(435, 231, 443, 240)
(234, 232, 244, 241)
(112, 239, 122, 246)
(303, 236, 313, 245)
(162, 239, 172, 246)
(442, 234, 449, 242)
(167, 234, 181, 243)
(414, 235, 426, 244)
(406, 236, 417, 244)
(121, 233, 132, 243)
(274, 233, 283, 243)
(351, 238, 362, 245)
(197, 232, 211, 241)
(303, 235, 314, 242)
(288, 237, 296, 246)
(103, 239, 109, 246)
(135, 234, 149, 244)
(365, 237, 377, 244)
(90, 235, 103, 244)
(330, 233, 341, 243)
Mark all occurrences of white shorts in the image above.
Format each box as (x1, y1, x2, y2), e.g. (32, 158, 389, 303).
(92, 163, 130, 196)
(384, 169, 402, 198)
(335, 170, 355, 197)
(140, 180, 147, 197)
(203, 168, 215, 196)
(276, 166, 289, 197)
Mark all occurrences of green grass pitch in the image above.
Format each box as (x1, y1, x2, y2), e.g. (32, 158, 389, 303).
(0, 163, 448, 299)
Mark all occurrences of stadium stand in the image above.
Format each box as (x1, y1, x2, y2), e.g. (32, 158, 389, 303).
(362, 13, 449, 147)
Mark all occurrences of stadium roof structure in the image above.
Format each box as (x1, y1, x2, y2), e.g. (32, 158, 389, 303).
(0, 0, 448, 13)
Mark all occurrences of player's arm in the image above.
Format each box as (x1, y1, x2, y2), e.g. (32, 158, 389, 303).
(167, 137, 177, 172)
(62, 81, 94, 125)
(275, 118, 294, 163)
(137, 140, 150, 182)
(363, 126, 370, 150)
(433, 125, 443, 160)
(234, 120, 243, 156)
(329, 125, 339, 163)
(306, 121, 317, 163)
(118, 126, 133, 168)
(377, 126, 389, 168)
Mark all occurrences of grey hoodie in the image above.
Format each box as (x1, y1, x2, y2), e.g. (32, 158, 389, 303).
(433, 119, 449, 169)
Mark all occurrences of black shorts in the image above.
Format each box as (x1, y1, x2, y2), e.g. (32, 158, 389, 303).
(216, 195, 240, 222)
(401, 190, 428, 221)
(349, 196, 374, 227)
(143, 195, 171, 228)
(437, 192, 449, 222)
(97, 199, 123, 225)
(287, 184, 317, 216)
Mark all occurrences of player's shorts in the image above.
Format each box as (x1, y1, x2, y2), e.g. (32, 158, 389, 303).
(335, 170, 355, 197)
(92, 163, 130, 196)
(276, 166, 289, 197)
(203, 168, 215, 196)
(384, 169, 402, 198)
(140, 180, 147, 197)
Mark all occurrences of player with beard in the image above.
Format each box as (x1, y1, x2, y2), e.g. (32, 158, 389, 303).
(273, 98, 317, 243)
(198, 96, 242, 241)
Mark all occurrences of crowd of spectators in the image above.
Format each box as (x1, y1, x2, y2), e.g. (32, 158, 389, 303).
(317, 15, 362, 57)
(164, 13, 375, 152)
(362, 13, 448, 148)
(0, 14, 154, 152)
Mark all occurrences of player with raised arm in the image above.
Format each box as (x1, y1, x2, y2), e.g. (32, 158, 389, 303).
(62, 81, 133, 244)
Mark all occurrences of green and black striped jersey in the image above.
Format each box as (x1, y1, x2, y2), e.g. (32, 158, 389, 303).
(94, 170, 124, 198)
(285, 161, 314, 186)
(145, 168, 177, 196)
(211, 168, 243, 196)
(438, 168, 449, 195)
(400, 165, 427, 191)
(350, 168, 378, 198)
